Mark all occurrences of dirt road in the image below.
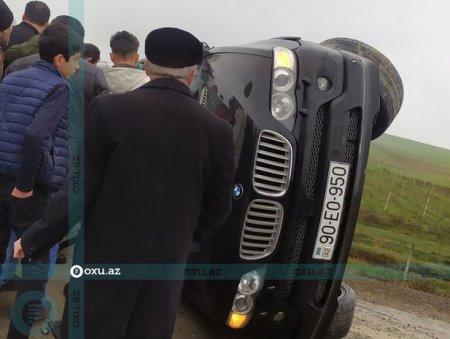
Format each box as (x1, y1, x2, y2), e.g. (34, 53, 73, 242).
(0, 279, 449, 338)
(346, 280, 450, 339)
(349, 299, 449, 339)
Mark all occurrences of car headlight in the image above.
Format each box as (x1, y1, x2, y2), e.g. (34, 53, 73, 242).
(271, 93, 294, 120)
(226, 269, 265, 329)
(232, 294, 254, 314)
(238, 271, 262, 295)
(273, 68, 295, 92)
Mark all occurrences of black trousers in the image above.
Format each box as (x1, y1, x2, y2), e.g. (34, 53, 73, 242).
(59, 280, 180, 339)
(0, 179, 51, 339)
(0, 180, 14, 264)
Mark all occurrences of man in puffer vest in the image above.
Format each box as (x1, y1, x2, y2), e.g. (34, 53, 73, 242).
(0, 23, 82, 339)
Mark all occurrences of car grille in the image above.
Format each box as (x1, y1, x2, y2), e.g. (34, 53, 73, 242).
(314, 109, 360, 305)
(253, 130, 292, 197)
(240, 199, 284, 260)
(282, 106, 325, 298)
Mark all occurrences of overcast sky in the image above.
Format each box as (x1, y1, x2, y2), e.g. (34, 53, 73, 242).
(6, 0, 450, 149)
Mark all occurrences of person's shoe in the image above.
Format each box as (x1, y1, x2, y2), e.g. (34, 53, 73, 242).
(56, 252, 67, 264)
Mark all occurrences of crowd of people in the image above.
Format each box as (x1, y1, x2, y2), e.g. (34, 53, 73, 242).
(0, 1, 235, 338)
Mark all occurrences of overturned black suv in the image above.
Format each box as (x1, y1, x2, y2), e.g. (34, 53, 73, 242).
(185, 37, 403, 338)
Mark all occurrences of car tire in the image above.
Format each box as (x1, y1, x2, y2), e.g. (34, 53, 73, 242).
(324, 282, 356, 339)
(320, 38, 404, 139)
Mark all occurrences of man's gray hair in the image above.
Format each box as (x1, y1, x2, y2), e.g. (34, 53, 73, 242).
(146, 60, 197, 79)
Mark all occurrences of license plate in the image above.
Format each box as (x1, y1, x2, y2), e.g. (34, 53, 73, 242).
(313, 161, 350, 260)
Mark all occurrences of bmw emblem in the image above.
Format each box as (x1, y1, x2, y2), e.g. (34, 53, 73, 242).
(233, 184, 244, 199)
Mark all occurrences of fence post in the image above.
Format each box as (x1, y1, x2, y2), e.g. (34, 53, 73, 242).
(403, 244, 414, 281)
(401, 179, 407, 195)
(422, 195, 430, 220)
(384, 191, 392, 213)
(377, 169, 383, 190)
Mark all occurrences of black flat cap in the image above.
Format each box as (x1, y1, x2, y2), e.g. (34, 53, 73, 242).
(145, 27, 202, 68)
(0, 0, 13, 31)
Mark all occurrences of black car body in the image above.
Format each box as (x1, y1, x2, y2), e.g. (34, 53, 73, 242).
(185, 37, 396, 338)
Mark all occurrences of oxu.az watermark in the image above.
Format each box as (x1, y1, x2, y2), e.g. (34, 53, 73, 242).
(184, 268, 222, 277)
(70, 265, 121, 278)
(11, 291, 58, 336)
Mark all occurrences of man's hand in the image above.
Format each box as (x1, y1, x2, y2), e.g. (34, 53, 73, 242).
(13, 238, 25, 259)
(11, 187, 33, 199)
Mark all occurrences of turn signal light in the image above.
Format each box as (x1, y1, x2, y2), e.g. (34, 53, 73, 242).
(274, 48, 295, 69)
(227, 312, 250, 329)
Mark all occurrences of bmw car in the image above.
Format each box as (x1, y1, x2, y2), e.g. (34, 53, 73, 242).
(185, 36, 403, 338)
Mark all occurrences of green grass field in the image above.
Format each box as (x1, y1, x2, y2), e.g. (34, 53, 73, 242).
(347, 134, 450, 296)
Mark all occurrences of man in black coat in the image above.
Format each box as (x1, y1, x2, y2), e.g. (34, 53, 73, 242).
(14, 27, 234, 339)
(6, 1, 50, 49)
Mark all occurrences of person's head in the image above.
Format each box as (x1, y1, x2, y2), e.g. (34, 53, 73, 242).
(0, 0, 14, 48)
(109, 31, 140, 65)
(38, 23, 83, 79)
(51, 15, 85, 40)
(83, 43, 100, 65)
(144, 27, 203, 85)
(22, 1, 50, 32)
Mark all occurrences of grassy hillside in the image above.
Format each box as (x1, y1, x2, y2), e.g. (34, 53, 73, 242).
(348, 134, 450, 296)
(369, 134, 450, 186)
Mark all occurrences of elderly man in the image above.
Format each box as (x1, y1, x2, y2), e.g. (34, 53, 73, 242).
(15, 27, 234, 339)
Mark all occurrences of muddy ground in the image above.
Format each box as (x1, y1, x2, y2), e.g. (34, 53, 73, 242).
(0, 278, 449, 338)
(347, 280, 449, 339)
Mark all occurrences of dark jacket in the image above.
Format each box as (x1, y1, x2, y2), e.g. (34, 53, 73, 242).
(5, 54, 110, 109)
(4, 34, 39, 68)
(21, 77, 235, 339)
(0, 61, 68, 191)
(6, 21, 39, 50)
